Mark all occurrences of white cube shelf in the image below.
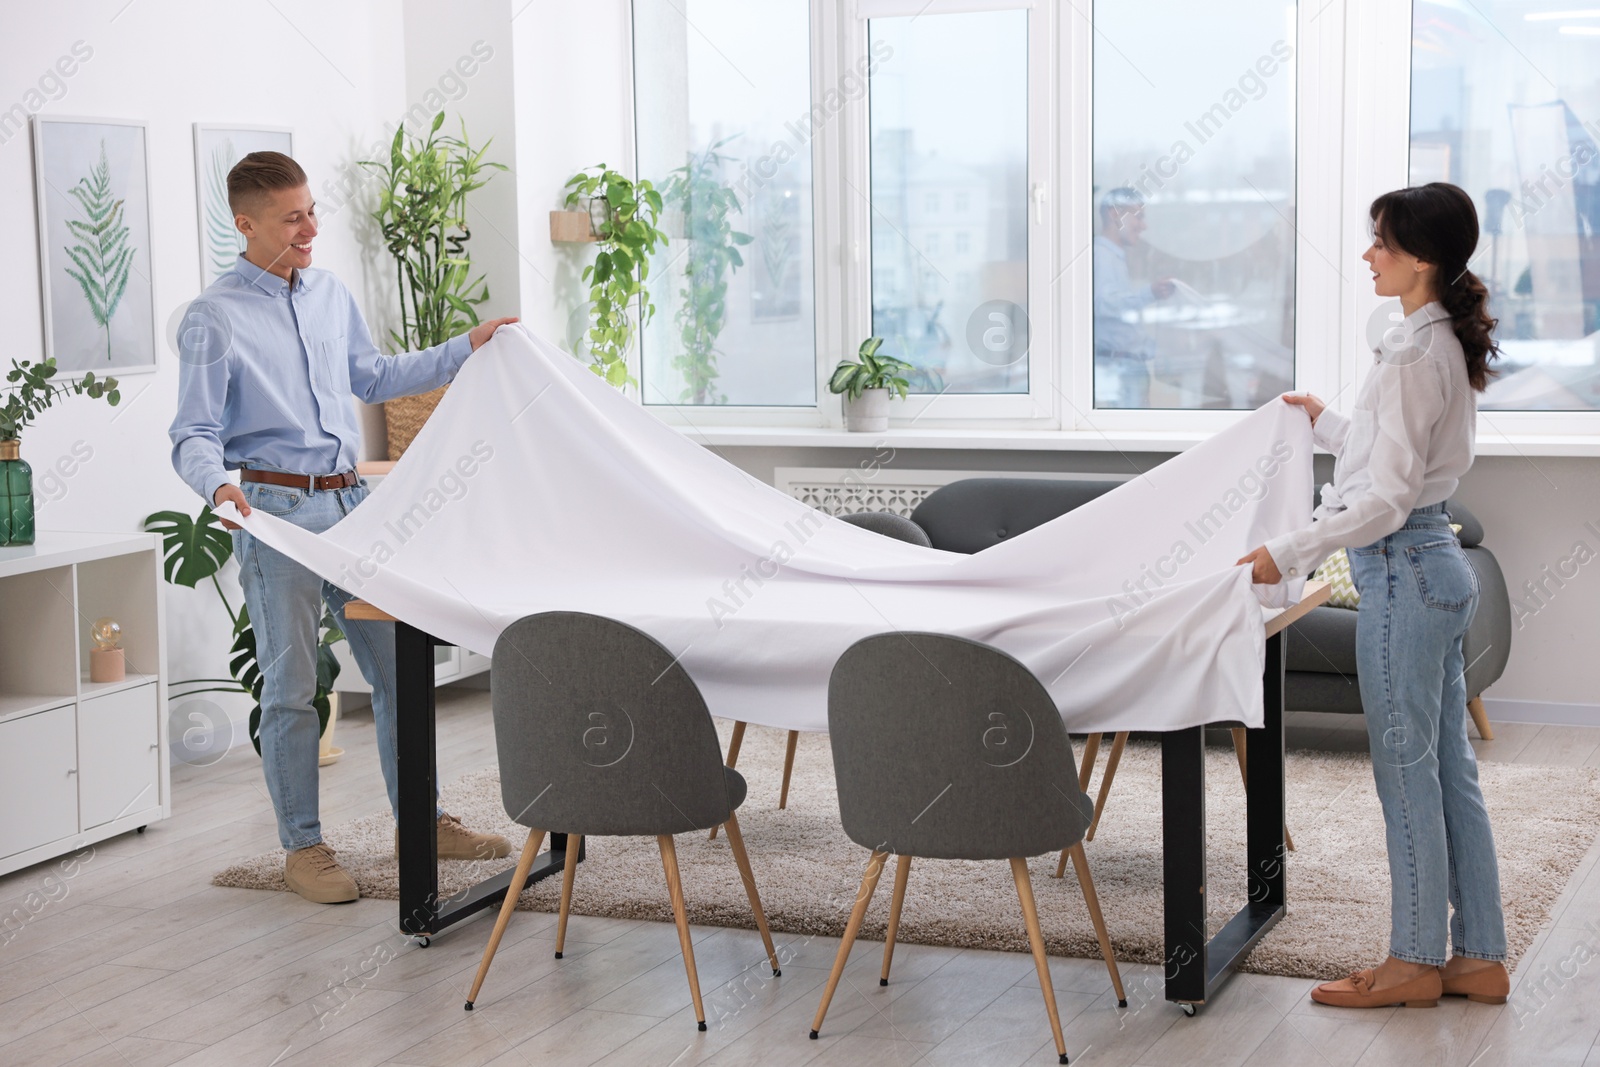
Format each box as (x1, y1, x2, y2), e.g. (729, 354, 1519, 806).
(0, 532, 169, 876)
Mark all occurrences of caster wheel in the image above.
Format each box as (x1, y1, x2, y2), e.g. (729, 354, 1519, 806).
(136, 826, 147, 834)
(1179, 1003, 1197, 1017)
(414, 936, 431, 948)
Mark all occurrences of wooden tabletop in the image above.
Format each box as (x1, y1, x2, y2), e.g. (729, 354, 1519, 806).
(346, 578, 1334, 634)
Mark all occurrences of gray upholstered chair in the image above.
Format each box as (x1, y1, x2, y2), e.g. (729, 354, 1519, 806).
(810, 632, 1124, 1065)
(464, 611, 781, 1026)
(715, 509, 932, 839)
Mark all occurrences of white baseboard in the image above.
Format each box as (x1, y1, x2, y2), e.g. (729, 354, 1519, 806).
(1481, 698, 1600, 728)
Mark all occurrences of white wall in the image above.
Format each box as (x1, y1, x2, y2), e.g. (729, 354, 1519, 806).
(2, 0, 411, 752)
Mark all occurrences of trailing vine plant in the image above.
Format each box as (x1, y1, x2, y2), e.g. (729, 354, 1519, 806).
(661, 139, 752, 404)
(564, 165, 668, 389)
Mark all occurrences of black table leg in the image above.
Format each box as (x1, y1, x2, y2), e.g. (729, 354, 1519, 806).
(1162, 628, 1289, 1011)
(394, 620, 579, 941)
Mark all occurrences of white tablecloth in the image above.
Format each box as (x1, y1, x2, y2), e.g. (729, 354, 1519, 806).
(218, 325, 1313, 733)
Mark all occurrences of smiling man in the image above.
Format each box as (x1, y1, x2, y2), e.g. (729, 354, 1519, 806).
(169, 151, 518, 903)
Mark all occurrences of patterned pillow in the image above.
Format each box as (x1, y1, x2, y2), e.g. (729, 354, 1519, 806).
(1312, 524, 1463, 610)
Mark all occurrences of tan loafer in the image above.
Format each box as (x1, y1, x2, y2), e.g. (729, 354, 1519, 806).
(1310, 966, 1442, 1008)
(1440, 961, 1509, 1004)
(394, 813, 513, 861)
(284, 843, 359, 904)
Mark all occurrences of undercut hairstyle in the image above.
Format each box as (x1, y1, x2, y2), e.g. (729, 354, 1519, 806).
(227, 151, 308, 216)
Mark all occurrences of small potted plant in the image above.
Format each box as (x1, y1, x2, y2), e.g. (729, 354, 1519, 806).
(828, 337, 912, 432)
(1, 357, 120, 546)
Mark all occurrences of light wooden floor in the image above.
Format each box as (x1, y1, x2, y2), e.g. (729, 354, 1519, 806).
(2, 691, 1598, 1067)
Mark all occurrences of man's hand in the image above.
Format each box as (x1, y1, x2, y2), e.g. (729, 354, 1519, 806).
(1236, 546, 1283, 585)
(1152, 277, 1177, 299)
(213, 483, 251, 531)
(1282, 392, 1325, 426)
(468, 317, 520, 351)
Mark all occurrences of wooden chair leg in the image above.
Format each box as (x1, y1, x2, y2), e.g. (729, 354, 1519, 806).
(810, 848, 888, 1040)
(1066, 842, 1126, 1007)
(1086, 731, 1127, 842)
(554, 833, 582, 958)
(1232, 727, 1295, 852)
(711, 722, 749, 840)
(721, 812, 781, 976)
(779, 730, 799, 809)
(880, 855, 912, 986)
(1057, 732, 1104, 878)
(1468, 696, 1494, 741)
(659, 833, 708, 1030)
(1010, 857, 1068, 1064)
(1078, 732, 1102, 793)
(464, 827, 545, 1010)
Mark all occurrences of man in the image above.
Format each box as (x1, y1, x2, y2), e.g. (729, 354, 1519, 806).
(1093, 187, 1175, 408)
(170, 151, 518, 903)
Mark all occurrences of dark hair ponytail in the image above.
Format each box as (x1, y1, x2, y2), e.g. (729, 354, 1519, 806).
(1370, 182, 1500, 391)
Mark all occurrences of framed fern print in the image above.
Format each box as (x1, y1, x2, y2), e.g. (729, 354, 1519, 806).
(192, 124, 293, 288)
(31, 115, 157, 375)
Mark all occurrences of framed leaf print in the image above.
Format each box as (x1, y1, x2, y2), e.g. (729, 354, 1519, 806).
(31, 115, 157, 376)
(192, 124, 294, 288)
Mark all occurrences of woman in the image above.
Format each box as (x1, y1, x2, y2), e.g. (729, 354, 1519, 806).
(1237, 182, 1508, 1009)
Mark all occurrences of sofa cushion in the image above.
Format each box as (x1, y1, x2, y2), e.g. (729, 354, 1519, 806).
(1286, 605, 1359, 676)
(910, 478, 1120, 554)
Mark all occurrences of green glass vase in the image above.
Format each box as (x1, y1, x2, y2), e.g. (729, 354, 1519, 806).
(0, 439, 34, 546)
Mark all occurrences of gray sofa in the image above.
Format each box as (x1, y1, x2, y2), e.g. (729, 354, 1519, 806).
(898, 478, 1511, 731)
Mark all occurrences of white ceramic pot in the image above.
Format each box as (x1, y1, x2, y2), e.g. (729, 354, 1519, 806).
(843, 388, 890, 432)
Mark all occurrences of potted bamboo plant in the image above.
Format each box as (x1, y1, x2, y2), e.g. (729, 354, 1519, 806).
(361, 112, 504, 459)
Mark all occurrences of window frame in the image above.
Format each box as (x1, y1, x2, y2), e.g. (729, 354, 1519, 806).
(628, 0, 1600, 443)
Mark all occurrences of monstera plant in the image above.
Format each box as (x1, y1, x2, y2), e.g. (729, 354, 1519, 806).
(144, 504, 342, 754)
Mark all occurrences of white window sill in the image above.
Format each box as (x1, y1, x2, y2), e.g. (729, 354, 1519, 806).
(671, 424, 1600, 457)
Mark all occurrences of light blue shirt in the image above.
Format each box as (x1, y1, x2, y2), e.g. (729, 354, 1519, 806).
(1093, 234, 1158, 359)
(170, 255, 472, 504)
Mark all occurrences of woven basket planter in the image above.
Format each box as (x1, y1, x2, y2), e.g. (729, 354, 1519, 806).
(385, 384, 449, 461)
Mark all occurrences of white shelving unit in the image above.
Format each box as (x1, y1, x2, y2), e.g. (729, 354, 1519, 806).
(0, 531, 169, 876)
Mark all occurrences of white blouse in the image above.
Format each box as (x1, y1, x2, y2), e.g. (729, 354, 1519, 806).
(1264, 300, 1477, 579)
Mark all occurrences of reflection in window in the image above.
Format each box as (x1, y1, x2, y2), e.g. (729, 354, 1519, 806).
(869, 10, 1029, 394)
(1092, 2, 1295, 409)
(1413, 2, 1600, 410)
(633, 0, 816, 406)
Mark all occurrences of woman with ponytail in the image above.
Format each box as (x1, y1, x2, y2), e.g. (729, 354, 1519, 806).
(1238, 182, 1507, 1009)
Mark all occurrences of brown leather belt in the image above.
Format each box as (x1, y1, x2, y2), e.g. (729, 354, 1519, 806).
(241, 468, 359, 491)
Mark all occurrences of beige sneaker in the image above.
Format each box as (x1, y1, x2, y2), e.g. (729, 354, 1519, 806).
(284, 843, 359, 904)
(394, 813, 513, 862)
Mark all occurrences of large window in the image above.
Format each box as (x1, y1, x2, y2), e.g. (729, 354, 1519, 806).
(867, 10, 1030, 394)
(1411, 1, 1600, 411)
(1091, 1, 1297, 410)
(633, 0, 817, 407)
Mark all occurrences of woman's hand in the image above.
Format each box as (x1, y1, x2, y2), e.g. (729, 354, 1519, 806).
(1282, 392, 1325, 425)
(469, 317, 520, 351)
(1236, 546, 1283, 585)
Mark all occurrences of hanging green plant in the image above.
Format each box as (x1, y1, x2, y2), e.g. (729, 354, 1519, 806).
(661, 139, 752, 404)
(62, 140, 134, 363)
(564, 164, 669, 389)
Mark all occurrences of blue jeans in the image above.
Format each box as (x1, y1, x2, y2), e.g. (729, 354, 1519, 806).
(233, 477, 414, 851)
(1348, 503, 1507, 965)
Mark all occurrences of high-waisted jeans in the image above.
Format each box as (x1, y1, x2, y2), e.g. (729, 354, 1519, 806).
(232, 477, 421, 852)
(1348, 503, 1507, 965)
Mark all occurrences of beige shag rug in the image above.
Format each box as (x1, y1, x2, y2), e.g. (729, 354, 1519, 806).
(214, 723, 1600, 980)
